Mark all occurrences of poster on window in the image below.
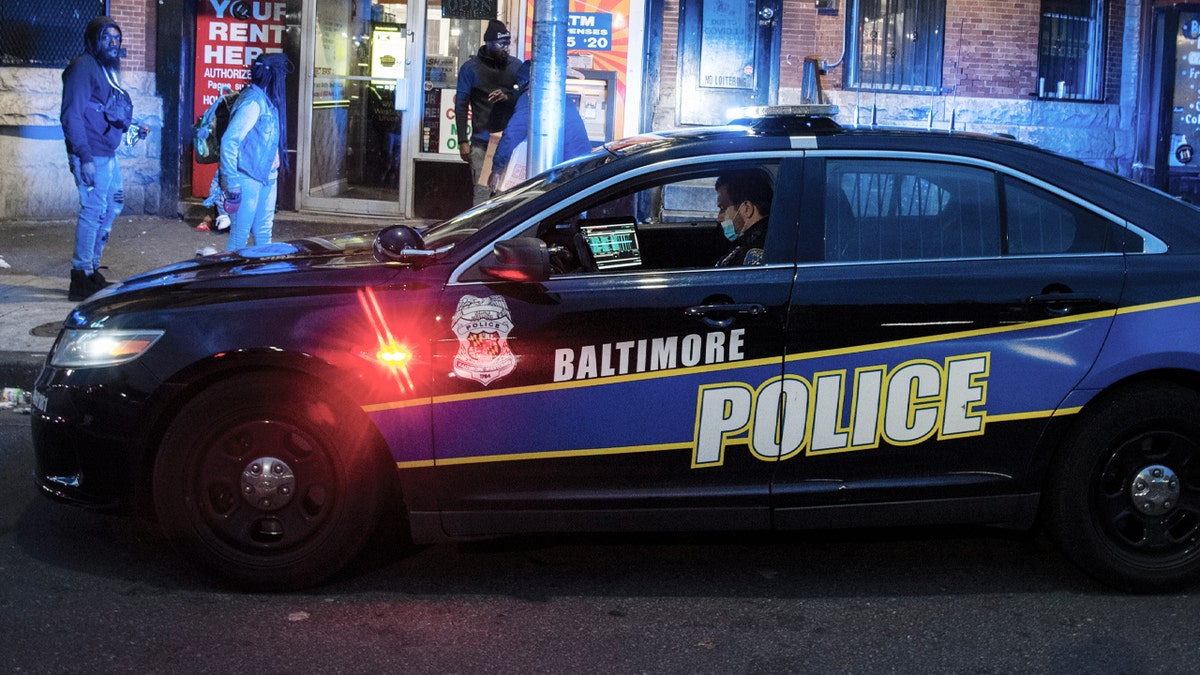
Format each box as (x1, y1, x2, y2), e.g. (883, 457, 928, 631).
(523, 0, 630, 140)
(192, 0, 288, 197)
(370, 23, 406, 82)
(698, 0, 756, 90)
(1172, 13, 1200, 169)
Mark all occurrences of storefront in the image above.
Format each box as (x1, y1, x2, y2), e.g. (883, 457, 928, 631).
(1139, 3, 1200, 203)
(192, 0, 644, 219)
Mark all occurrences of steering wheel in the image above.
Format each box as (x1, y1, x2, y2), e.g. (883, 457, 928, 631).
(573, 232, 598, 273)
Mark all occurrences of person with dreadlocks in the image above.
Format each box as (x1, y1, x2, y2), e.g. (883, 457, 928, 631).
(219, 52, 292, 251)
(61, 15, 143, 301)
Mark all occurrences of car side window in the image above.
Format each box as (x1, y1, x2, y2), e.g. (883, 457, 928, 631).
(534, 162, 781, 274)
(824, 160, 1001, 262)
(1001, 176, 1140, 254)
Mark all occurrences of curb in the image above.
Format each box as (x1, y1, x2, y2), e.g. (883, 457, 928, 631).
(0, 351, 46, 392)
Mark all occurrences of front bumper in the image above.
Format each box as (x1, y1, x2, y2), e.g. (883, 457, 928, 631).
(31, 363, 157, 512)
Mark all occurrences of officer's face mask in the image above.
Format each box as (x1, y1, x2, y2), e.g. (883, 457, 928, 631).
(720, 201, 744, 241)
(721, 218, 738, 241)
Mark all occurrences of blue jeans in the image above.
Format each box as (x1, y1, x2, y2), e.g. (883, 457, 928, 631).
(225, 170, 277, 251)
(70, 155, 123, 272)
(470, 138, 492, 206)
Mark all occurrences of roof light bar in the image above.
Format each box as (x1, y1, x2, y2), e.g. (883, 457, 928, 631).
(726, 105, 839, 124)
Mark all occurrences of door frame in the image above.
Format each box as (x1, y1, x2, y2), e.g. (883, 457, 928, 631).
(296, 0, 429, 216)
(675, 0, 782, 126)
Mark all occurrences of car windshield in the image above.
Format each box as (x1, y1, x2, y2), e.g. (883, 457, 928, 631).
(418, 149, 616, 250)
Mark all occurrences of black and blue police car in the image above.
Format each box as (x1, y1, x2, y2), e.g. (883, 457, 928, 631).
(31, 106, 1200, 591)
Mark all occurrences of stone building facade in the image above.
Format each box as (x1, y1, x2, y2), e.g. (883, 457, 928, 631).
(0, 0, 163, 220)
(0, 0, 1180, 220)
(655, 0, 1142, 177)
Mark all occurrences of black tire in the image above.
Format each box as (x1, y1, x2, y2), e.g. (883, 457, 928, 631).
(153, 372, 389, 591)
(1046, 382, 1200, 592)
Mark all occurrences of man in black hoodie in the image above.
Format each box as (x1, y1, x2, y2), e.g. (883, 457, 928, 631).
(455, 19, 521, 205)
(61, 15, 136, 301)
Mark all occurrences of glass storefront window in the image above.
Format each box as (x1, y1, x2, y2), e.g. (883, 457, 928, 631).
(302, 0, 514, 217)
(409, 2, 515, 218)
(420, 7, 515, 155)
(307, 0, 410, 209)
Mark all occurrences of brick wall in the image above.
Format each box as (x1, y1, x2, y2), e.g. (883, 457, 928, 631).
(795, 0, 1123, 102)
(1104, 0, 1126, 104)
(110, 0, 156, 73)
(943, 2, 1039, 99)
(653, 0, 680, 129)
(653, 0, 1138, 177)
(779, 0, 819, 91)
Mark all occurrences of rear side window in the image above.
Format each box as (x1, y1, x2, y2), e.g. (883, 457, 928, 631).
(823, 158, 1141, 262)
(1002, 176, 1143, 254)
(824, 160, 1000, 262)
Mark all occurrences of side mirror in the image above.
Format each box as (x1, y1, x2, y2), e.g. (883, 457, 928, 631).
(481, 237, 551, 282)
(373, 225, 427, 263)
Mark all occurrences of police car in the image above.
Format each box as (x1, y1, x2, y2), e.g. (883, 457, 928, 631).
(32, 106, 1200, 592)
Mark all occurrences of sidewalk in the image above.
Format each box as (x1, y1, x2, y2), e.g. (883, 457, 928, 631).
(0, 212, 400, 393)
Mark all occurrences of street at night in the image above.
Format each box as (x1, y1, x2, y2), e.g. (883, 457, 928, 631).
(3, 410, 1199, 673)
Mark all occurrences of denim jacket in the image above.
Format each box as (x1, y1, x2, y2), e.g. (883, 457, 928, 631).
(219, 84, 279, 189)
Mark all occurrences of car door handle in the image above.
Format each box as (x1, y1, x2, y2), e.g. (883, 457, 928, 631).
(685, 303, 766, 328)
(1026, 292, 1101, 306)
(1026, 292, 1101, 316)
(685, 303, 766, 316)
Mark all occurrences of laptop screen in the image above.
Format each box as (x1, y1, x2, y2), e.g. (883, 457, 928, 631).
(578, 221, 641, 270)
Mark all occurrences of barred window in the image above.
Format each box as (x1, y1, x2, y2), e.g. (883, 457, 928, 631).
(1037, 0, 1106, 101)
(0, 0, 106, 68)
(845, 0, 945, 92)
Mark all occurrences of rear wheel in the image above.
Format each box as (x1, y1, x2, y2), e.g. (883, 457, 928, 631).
(153, 372, 390, 590)
(1046, 383, 1200, 592)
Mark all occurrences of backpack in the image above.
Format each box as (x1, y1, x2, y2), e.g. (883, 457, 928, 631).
(193, 90, 238, 164)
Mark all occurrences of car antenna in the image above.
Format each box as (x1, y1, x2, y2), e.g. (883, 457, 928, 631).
(928, 86, 936, 130)
(870, 23, 879, 128)
(950, 18, 964, 133)
(853, 19, 863, 128)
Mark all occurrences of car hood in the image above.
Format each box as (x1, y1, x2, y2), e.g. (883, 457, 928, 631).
(110, 230, 391, 292)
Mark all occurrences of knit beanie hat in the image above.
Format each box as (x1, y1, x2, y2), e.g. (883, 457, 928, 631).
(484, 20, 510, 42)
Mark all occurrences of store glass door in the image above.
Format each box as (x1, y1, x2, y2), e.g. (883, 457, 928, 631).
(403, 3, 516, 219)
(302, 0, 411, 215)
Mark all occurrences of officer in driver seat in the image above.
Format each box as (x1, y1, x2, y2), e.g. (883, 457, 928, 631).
(714, 170, 772, 266)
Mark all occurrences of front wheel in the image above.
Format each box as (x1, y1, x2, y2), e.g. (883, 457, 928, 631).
(153, 373, 390, 590)
(1046, 383, 1200, 592)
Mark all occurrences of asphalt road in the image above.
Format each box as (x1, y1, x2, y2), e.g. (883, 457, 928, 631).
(2, 408, 1199, 673)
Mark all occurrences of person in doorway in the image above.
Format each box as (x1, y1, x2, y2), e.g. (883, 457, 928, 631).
(487, 59, 593, 193)
(714, 170, 773, 267)
(455, 19, 521, 205)
(60, 15, 143, 301)
(219, 53, 292, 251)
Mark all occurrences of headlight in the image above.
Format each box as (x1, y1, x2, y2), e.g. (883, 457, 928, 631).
(50, 329, 165, 368)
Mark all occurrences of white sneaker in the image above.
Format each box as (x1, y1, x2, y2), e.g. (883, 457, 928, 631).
(196, 245, 219, 257)
(215, 214, 231, 231)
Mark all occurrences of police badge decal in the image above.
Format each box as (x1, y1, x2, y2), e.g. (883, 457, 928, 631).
(451, 295, 517, 386)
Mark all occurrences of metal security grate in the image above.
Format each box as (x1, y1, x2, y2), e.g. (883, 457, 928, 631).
(1037, 0, 1106, 101)
(0, 0, 106, 68)
(846, 0, 946, 93)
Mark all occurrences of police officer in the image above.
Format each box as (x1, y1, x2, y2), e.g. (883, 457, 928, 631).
(714, 170, 773, 266)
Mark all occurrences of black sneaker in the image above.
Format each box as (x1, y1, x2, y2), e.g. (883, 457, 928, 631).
(90, 268, 112, 290)
(68, 269, 91, 301)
